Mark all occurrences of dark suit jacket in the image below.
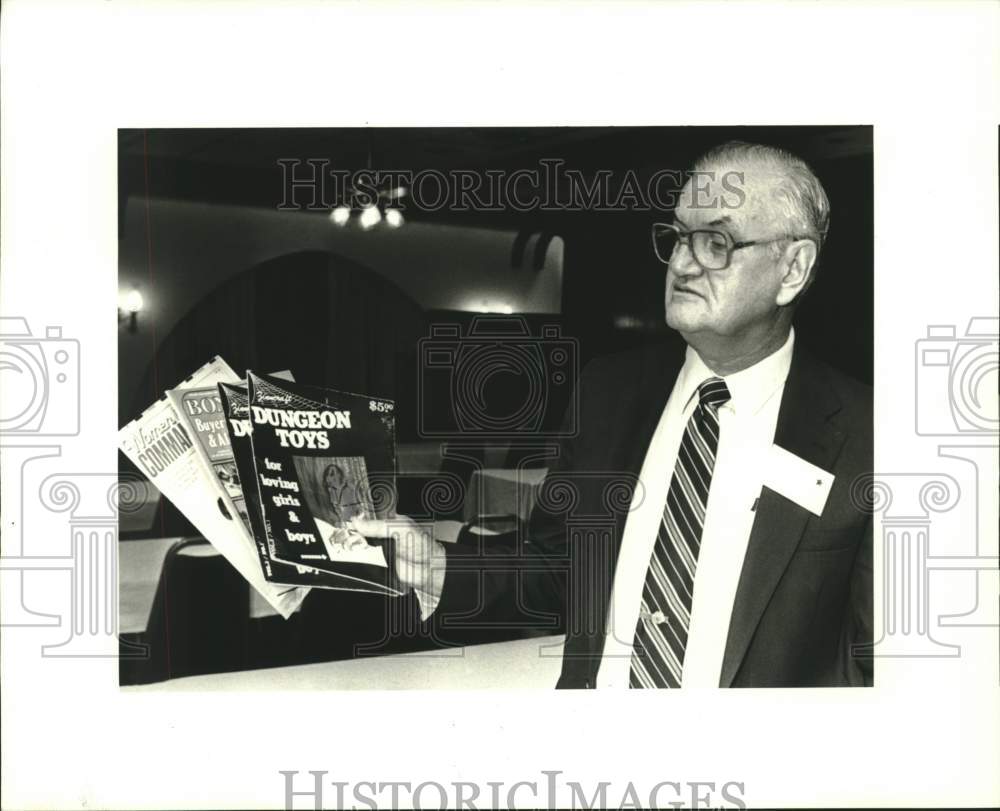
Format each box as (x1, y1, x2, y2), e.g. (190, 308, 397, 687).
(432, 338, 873, 688)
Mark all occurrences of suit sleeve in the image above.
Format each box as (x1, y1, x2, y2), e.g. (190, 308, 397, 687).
(424, 358, 597, 637)
(839, 515, 874, 686)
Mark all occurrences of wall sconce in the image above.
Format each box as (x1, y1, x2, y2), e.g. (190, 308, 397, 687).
(118, 289, 143, 333)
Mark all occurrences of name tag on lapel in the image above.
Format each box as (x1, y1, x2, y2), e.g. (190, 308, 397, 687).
(762, 444, 835, 517)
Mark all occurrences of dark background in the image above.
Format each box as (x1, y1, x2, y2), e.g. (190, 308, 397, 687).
(119, 125, 873, 438)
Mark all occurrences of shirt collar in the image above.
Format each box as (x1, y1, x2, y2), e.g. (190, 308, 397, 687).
(676, 327, 795, 417)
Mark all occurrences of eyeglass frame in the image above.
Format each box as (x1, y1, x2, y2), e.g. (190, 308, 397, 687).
(651, 221, 815, 271)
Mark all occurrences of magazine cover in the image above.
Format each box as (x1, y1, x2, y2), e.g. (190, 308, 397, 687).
(118, 356, 307, 619)
(218, 380, 389, 594)
(246, 371, 403, 596)
(167, 386, 251, 532)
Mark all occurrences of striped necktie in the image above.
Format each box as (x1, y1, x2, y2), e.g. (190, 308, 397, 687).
(629, 376, 731, 688)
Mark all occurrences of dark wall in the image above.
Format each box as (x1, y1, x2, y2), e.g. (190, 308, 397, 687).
(121, 126, 874, 420)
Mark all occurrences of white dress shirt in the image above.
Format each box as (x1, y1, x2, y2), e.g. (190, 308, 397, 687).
(596, 329, 795, 688)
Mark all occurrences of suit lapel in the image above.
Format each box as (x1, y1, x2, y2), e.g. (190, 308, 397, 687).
(620, 340, 686, 480)
(566, 341, 684, 685)
(607, 341, 686, 568)
(718, 345, 847, 687)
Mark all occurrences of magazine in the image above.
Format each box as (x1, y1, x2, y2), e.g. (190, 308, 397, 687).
(167, 386, 251, 534)
(246, 371, 403, 596)
(118, 356, 307, 619)
(218, 380, 389, 593)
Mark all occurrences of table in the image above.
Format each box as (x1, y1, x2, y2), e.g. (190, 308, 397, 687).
(119, 537, 280, 634)
(118, 489, 161, 535)
(121, 633, 565, 690)
(396, 443, 514, 474)
(118, 522, 481, 635)
(463, 467, 547, 523)
(396, 442, 445, 474)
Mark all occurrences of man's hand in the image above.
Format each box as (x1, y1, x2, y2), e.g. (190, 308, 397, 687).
(349, 516, 447, 605)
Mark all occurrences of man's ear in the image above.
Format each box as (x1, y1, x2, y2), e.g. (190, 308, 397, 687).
(775, 239, 818, 306)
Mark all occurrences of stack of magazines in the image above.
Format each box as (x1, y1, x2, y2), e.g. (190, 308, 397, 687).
(118, 356, 403, 619)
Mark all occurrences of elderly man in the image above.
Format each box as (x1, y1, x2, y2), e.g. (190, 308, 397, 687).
(357, 141, 873, 688)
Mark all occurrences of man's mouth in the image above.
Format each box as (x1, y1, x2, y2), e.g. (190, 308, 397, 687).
(671, 284, 703, 299)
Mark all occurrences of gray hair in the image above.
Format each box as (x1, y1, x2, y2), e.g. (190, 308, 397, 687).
(692, 141, 831, 254)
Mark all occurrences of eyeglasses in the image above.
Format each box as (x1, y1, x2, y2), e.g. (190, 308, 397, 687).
(651, 222, 812, 271)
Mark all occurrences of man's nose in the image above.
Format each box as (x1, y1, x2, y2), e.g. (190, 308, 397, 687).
(668, 242, 702, 277)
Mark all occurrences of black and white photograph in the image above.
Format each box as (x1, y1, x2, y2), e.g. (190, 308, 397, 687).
(1, 2, 997, 810)
(114, 124, 875, 690)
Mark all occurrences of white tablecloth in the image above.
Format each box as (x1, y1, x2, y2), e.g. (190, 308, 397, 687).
(121, 633, 565, 690)
(464, 467, 547, 522)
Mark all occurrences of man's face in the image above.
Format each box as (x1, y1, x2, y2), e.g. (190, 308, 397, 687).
(324, 465, 345, 490)
(664, 163, 789, 342)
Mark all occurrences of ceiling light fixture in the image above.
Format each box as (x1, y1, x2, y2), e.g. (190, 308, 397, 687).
(328, 131, 407, 230)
